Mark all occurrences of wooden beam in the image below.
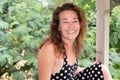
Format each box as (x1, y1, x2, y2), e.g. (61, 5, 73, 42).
(96, 0, 110, 66)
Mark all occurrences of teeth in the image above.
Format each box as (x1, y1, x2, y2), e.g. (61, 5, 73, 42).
(68, 30, 75, 34)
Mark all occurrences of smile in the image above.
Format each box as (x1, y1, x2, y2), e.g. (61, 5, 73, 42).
(68, 30, 76, 34)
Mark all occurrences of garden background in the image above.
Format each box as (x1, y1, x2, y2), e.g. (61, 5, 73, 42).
(0, 0, 120, 80)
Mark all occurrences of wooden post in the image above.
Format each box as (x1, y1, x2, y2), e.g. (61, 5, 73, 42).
(96, 0, 110, 66)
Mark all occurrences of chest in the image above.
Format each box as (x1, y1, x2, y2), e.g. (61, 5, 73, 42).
(51, 55, 78, 79)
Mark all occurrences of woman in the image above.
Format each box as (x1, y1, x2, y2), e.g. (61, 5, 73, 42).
(38, 3, 112, 80)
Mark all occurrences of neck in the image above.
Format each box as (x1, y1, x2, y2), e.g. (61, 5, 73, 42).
(62, 39, 75, 51)
(63, 39, 76, 59)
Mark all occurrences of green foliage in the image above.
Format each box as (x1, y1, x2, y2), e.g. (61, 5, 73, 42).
(80, 27, 96, 64)
(75, 0, 96, 27)
(109, 48, 120, 79)
(12, 71, 25, 80)
(110, 6, 120, 52)
(0, 0, 51, 79)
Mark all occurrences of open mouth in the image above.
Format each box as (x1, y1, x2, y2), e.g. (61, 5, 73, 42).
(68, 30, 76, 34)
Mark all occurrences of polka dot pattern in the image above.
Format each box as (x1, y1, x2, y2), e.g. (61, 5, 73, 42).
(51, 54, 78, 80)
(51, 48, 104, 80)
(75, 62, 104, 80)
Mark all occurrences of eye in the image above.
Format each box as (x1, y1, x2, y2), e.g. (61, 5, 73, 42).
(62, 21, 68, 23)
(74, 20, 78, 22)
(73, 20, 79, 22)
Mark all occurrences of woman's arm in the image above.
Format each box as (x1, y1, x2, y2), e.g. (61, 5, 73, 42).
(101, 64, 113, 80)
(38, 43, 55, 80)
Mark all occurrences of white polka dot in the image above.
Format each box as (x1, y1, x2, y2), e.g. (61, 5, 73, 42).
(98, 71, 100, 74)
(82, 77, 85, 79)
(60, 73, 63, 76)
(56, 76, 59, 79)
(64, 62, 66, 65)
(90, 74, 92, 77)
(66, 64, 68, 67)
(88, 72, 91, 74)
(78, 74, 81, 77)
(92, 70, 94, 73)
(98, 65, 101, 67)
(84, 73, 86, 76)
(62, 67, 64, 70)
(70, 74, 73, 77)
(95, 67, 98, 70)
(87, 76, 89, 78)
(93, 64, 95, 67)
(63, 76, 66, 79)
(100, 75, 103, 78)
(86, 69, 88, 72)
(68, 67, 71, 70)
(64, 70, 67, 73)
(68, 73, 70, 75)
(95, 74, 97, 77)
(90, 68, 92, 70)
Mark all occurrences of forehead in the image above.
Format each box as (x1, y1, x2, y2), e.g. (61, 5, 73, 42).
(59, 10, 78, 19)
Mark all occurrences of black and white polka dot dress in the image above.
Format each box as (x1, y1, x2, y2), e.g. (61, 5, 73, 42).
(51, 49, 104, 80)
(75, 62, 104, 80)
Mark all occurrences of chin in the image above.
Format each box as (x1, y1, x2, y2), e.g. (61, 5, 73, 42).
(68, 37, 76, 40)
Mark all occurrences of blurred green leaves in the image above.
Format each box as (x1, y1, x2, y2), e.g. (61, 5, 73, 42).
(0, 0, 50, 79)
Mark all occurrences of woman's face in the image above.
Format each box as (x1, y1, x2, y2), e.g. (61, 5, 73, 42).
(59, 10, 80, 42)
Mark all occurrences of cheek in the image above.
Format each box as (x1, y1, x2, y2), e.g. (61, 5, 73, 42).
(76, 25, 80, 31)
(78, 24, 81, 30)
(78, 26, 80, 31)
(58, 25, 66, 32)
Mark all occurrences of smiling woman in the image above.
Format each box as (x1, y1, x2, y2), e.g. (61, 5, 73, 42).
(38, 2, 112, 80)
(59, 10, 80, 42)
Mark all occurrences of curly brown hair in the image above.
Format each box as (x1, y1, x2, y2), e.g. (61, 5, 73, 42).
(40, 3, 87, 58)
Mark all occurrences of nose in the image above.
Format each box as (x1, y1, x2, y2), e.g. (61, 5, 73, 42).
(68, 21, 74, 27)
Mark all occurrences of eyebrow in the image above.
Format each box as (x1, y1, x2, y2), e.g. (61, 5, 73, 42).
(73, 18, 79, 20)
(60, 18, 79, 21)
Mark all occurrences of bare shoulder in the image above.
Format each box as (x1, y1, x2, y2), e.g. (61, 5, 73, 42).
(38, 42, 55, 64)
(38, 42, 55, 79)
(38, 42, 55, 58)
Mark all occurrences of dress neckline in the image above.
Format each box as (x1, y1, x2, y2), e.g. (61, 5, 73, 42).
(63, 45, 78, 66)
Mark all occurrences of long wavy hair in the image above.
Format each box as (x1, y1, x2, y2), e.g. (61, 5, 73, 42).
(40, 3, 87, 58)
